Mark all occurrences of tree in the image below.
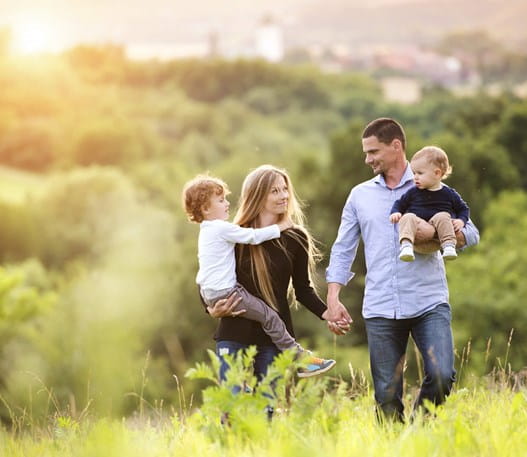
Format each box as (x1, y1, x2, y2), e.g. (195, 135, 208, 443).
(496, 102, 527, 189)
(448, 191, 527, 373)
(0, 125, 56, 172)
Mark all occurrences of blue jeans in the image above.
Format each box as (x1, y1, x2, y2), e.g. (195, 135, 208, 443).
(216, 341, 279, 421)
(365, 303, 456, 421)
(216, 340, 280, 383)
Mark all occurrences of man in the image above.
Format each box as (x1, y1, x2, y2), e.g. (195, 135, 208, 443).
(325, 118, 480, 421)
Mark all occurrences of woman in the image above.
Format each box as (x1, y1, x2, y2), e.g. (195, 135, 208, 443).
(207, 164, 347, 381)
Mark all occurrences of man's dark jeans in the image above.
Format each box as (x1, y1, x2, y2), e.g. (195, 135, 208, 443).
(365, 303, 456, 422)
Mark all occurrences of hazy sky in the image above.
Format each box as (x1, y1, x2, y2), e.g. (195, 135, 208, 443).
(0, 0, 520, 56)
(1, 0, 431, 52)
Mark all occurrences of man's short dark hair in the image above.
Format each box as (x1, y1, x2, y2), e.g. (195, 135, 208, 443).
(362, 118, 406, 150)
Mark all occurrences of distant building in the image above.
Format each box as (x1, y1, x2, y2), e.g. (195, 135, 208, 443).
(126, 42, 209, 60)
(255, 14, 284, 62)
(208, 29, 219, 58)
(381, 77, 422, 104)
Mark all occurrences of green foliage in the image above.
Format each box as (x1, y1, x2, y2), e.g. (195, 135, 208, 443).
(496, 101, 527, 189)
(0, 50, 526, 421)
(64, 45, 128, 84)
(0, 167, 181, 420)
(448, 191, 527, 373)
(185, 346, 341, 439)
(0, 261, 56, 346)
(0, 123, 56, 171)
(71, 119, 147, 167)
(0, 200, 39, 262)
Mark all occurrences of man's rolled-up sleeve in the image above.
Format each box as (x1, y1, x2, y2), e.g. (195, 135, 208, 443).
(326, 192, 361, 286)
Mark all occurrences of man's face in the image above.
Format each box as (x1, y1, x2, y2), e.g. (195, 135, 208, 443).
(362, 135, 398, 176)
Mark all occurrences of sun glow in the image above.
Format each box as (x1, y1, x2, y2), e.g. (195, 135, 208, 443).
(10, 14, 62, 55)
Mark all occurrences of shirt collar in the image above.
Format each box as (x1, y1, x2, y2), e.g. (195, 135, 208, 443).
(374, 162, 414, 189)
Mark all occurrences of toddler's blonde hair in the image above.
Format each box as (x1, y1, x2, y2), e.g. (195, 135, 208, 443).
(411, 146, 452, 180)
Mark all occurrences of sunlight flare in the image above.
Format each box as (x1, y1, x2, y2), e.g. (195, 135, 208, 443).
(10, 13, 62, 55)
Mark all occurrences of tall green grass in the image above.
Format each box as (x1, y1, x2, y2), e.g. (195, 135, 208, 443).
(1, 347, 526, 457)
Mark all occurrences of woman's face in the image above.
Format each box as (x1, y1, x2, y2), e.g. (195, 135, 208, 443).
(262, 174, 289, 217)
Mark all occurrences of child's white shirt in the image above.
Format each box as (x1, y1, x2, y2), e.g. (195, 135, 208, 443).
(196, 219, 280, 290)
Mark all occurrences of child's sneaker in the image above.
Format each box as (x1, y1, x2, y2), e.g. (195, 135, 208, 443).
(399, 244, 415, 262)
(442, 245, 457, 261)
(297, 353, 336, 378)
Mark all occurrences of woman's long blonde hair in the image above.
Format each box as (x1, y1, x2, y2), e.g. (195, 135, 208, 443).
(234, 165, 321, 311)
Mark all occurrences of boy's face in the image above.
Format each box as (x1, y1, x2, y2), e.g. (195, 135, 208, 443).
(411, 157, 442, 190)
(203, 192, 230, 221)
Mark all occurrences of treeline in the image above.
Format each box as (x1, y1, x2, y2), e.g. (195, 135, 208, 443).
(0, 50, 526, 423)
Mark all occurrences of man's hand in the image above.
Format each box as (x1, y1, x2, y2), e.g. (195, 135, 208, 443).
(390, 212, 402, 223)
(452, 218, 465, 233)
(322, 307, 352, 335)
(207, 292, 246, 318)
(324, 283, 353, 335)
(323, 302, 352, 325)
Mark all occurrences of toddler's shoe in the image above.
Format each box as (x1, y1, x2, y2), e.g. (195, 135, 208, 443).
(297, 352, 336, 378)
(442, 245, 457, 261)
(399, 244, 415, 262)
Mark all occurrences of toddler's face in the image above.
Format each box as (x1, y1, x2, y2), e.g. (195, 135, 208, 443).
(203, 192, 230, 221)
(411, 157, 442, 190)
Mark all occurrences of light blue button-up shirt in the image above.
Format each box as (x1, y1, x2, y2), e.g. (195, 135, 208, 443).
(326, 165, 480, 319)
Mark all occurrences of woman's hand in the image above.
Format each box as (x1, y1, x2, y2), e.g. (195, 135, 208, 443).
(207, 292, 246, 318)
(326, 320, 350, 335)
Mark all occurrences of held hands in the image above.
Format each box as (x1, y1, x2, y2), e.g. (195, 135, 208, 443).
(207, 292, 246, 318)
(322, 299, 353, 336)
(390, 212, 402, 223)
(452, 218, 465, 233)
(278, 215, 294, 232)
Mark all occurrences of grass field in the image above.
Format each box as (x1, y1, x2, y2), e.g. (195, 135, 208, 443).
(1, 351, 526, 457)
(1, 384, 525, 457)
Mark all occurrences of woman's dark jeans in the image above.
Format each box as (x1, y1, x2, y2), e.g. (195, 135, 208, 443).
(216, 340, 279, 420)
(216, 340, 280, 391)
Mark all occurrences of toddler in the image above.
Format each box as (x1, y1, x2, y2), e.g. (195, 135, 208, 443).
(390, 146, 470, 262)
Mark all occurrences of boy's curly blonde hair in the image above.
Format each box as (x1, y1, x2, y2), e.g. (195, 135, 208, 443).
(182, 175, 230, 223)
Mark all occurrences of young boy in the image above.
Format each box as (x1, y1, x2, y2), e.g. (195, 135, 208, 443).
(182, 174, 336, 378)
(390, 146, 470, 262)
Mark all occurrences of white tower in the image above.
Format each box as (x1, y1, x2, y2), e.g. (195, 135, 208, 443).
(255, 15, 284, 63)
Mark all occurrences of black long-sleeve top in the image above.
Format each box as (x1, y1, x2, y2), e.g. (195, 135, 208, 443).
(213, 227, 327, 346)
(390, 185, 470, 223)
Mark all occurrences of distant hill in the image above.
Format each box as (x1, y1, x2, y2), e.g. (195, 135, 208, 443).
(288, 0, 527, 48)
